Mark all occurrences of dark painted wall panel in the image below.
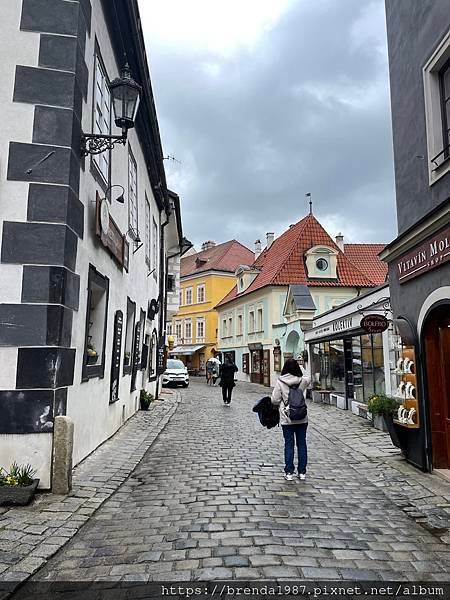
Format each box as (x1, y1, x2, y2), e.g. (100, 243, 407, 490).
(20, 0, 80, 36)
(14, 66, 75, 109)
(0, 304, 73, 348)
(0, 390, 54, 434)
(32, 106, 76, 148)
(22, 266, 80, 311)
(1, 222, 77, 271)
(16, 348, 76, 389)
(27, 184, 84, 239)
(39, 34, 78, 71)
(385, 0, 450, 234)
(7, 142, 72, 186)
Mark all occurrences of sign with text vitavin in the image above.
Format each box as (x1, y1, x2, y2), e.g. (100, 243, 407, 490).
(95, 195, 127, 270)
(110, 310, 123, 404)
(397, 226, 450, 284)
(360, 314, 388, 334)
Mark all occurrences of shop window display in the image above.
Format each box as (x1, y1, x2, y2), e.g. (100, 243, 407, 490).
(329, 339, 345, 394)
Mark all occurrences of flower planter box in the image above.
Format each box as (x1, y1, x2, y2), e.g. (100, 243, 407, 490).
(373, 414, 389, 432)
(87, 355, 98, 365)
(0, 479, 39, 506)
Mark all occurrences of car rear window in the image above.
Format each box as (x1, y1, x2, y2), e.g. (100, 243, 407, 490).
(167, 359, 185, 369)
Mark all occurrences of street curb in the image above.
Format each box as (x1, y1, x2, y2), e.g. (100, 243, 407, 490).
(0, 391, 182, 595)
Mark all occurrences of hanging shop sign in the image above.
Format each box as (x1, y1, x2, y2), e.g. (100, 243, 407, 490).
(396, 225, 450, 284)
(110, 310, 123, 404)
(273, 346, 281, 372)
(360, 314, 389, 334)
(95, 194, 127, 269)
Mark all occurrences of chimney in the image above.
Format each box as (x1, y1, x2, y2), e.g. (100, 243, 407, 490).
(201, 240, 216, 251)
(254, 239, 262, 259)
(266, 232, 274, 249)
(335, 232, 344, 252)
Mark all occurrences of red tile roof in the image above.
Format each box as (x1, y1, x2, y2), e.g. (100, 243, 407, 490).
(181, 240, 254, 278)
(343, 244, 387, 286)
(217, 214, 381, 308)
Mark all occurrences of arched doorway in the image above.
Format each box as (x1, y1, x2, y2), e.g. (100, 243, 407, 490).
(285, 330, 300, 356)
(423, 303, 450, 469)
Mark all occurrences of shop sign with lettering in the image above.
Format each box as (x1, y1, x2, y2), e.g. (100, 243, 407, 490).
(360, 314, 388, 334)
(110, 310, 123, 404)
(96, 195, 127, 269)
(397, 225, 450, 284)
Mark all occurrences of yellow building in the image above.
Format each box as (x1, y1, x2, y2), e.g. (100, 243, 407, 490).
(170, 240, 254, 373)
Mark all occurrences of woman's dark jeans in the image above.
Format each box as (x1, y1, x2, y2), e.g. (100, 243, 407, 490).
(221, 383, 234, 403)
(282, 423, 308, 474)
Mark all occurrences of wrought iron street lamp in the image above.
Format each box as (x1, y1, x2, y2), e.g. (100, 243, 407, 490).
(81, 64, 142, 156)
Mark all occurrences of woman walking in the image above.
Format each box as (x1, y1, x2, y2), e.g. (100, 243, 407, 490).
(271, 358, 310, 480)
(219, 356, 238, 405)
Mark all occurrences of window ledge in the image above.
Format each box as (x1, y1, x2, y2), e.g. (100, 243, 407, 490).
(82, 363, 105, 382)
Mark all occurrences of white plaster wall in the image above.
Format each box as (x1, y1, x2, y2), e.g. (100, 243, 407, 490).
(0, 433, 52, 488)
(68, 0, 163, 466)
(0, 348, 18, 389)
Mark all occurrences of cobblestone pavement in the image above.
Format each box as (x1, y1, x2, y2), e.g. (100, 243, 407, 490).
(0, 391, 180, 587)
(17, 379, 450, 584)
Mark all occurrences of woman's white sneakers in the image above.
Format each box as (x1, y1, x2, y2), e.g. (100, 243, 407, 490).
(284, 473, 306, 481)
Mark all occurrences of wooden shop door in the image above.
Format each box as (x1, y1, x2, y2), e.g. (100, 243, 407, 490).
(262, 350, 271, 387)
(423, 305, 450, 469)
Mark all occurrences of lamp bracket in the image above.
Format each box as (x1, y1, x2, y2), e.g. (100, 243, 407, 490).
(81, 130, 127, 156)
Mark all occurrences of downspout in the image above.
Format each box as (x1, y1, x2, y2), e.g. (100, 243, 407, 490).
(155, 206, 170, 399)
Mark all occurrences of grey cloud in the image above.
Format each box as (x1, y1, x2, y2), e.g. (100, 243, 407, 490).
(142, 0, 396, 249)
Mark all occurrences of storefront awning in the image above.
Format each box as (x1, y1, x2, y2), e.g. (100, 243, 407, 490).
(169, 345, 205, 356)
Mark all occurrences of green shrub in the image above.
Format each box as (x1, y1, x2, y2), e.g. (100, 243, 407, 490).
(367, 394, 399, 416)
(140, 390, 154, 409)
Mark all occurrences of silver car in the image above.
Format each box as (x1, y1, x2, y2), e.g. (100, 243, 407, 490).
(162, 359, 189, 388)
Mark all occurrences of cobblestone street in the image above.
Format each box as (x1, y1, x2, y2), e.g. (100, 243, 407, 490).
(12, 379, 448, 585)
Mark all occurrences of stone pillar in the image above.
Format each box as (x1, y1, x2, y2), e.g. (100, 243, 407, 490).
(52, 416, 74, 495)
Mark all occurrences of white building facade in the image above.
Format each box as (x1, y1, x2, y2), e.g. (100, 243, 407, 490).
(0, 0, 183, 488)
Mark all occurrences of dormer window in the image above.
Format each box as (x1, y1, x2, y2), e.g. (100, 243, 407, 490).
(235, 265, 259, 293)
(305, 245, 338, 279)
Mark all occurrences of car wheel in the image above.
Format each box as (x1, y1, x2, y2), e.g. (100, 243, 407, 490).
(182, 383, 189, 388)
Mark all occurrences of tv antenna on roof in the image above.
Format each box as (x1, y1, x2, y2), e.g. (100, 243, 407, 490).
(163, 154, 181, 164)
(306, 192, 313, 215)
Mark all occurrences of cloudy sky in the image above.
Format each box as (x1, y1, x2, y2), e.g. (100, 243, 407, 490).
(138, 0, 396, 251)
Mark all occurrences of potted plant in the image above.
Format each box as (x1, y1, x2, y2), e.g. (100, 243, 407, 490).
(0, 463, 39, 506)
(140, 390, 154, 411)
(367, 394, 400, 432)
(86, 343, 98, 365)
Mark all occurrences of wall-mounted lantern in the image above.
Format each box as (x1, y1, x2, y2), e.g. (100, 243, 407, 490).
(81, 64, 142, 156)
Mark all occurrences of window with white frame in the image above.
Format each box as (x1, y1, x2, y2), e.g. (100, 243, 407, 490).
(179, 289, 183, 306)
(249, 310, 255, 333)
(237, 314, 243, 335)
(222, 319, 227, 337)
(152, 217, 158, 279)
(228, 317, 233, 337)
(257, 308, 263, 331)
(166, 323, 173, 336)
(196, 318, 205, 341)
(423, 30, 450, 184)
(128, 149, 138, 233)
(175, 320, 182, 341)
(93, 54, 111, 183)
(185, 287, 193, 305)
(184, 319, 192, 341)
(197, 284, 205, 303)
(145, 195, 151, 266)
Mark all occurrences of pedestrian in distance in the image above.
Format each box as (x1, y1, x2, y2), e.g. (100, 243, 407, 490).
(219, 355, 238, 405)
(271, 358, 311, 481)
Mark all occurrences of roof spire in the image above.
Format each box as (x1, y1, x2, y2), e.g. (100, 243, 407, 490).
(306, 192, 312, 215)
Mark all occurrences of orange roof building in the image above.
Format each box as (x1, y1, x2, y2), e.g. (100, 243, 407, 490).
(216, 213, 387, 387)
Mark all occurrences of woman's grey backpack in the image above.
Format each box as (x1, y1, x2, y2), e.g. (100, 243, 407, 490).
(287, 384, 307, 421)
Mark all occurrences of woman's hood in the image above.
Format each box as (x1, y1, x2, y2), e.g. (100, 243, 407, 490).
(279, 374, 302, 386)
